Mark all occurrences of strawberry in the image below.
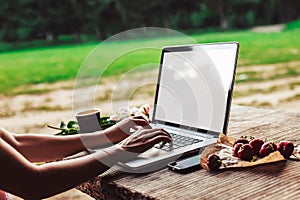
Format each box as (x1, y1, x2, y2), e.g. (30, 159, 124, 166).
(237, 144, 256, 161)
(249, 138, 264, 156)
(259, 142, 277, 158)
(233, 138, 249, 146)
(277, 141, 294, 158)
(233, 143, 243, 157)
(206, 154, 222, 171)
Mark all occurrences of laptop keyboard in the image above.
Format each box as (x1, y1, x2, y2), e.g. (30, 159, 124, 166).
(155, 132, 203, 151)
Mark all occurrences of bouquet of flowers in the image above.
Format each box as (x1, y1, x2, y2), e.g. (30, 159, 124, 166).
(109, 104, 150, 122)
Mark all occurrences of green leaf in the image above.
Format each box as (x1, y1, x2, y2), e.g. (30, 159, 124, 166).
(67, 120, 79, 129)
(99, 116, 116, 130)
(60, 121, 67, 129)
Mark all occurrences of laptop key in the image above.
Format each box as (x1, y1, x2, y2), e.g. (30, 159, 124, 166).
(154, 132, 203, 151)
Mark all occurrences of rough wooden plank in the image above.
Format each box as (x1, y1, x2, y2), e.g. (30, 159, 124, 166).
(78, 105, 300, 200)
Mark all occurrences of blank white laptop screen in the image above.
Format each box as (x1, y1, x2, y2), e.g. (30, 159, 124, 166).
(153, 43, 238, 133)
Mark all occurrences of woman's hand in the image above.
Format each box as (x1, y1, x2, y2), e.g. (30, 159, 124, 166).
(98, 126, 172, 166)
(117, 127, 172, 154)
(103, 116, 151, 144)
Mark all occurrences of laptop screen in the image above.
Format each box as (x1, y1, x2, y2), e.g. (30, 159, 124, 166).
(152, 42, 239, 134)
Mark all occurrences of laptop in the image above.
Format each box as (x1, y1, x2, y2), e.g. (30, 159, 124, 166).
(118, 42, 239, 172)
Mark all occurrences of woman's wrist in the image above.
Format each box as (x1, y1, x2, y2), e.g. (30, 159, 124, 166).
(102, 128, 127, 145)
(96, 145, 137, 167)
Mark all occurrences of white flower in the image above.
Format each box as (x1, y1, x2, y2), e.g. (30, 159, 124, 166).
(110, 104, 151, 122)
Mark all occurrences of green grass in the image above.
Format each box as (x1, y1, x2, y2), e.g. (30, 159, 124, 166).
(285, 19, 300, 31)
(1, 29, 300, 94)
(191, 30, 300, 66)
(0, 43, 95, 94)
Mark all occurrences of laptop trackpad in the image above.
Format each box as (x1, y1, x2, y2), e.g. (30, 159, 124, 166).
(137, 148, 167, 159)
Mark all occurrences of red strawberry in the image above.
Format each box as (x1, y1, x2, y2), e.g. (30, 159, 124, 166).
(206, 154, 222, 171)
(233, 143, 243, 157)
(259, 142, 277, 158)
(237, 144, 256, 161)
(249, 138, 264, 156)
(277, 141, 294, 158)
(233, 138, 249, 146)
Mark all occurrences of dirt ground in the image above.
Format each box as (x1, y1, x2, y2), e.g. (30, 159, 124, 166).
(1, 62, 300, 199)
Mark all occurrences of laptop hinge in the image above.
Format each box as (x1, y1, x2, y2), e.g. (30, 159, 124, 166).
(207, 131, 221, 138)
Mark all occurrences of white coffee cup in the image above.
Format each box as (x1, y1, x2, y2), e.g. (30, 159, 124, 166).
(76, 108, 101, 133)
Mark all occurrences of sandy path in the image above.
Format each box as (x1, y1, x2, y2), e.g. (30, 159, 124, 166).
(235, 76, 300, 91)
(233, 86, 300, 107)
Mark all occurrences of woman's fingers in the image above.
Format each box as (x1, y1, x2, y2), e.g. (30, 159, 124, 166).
(131, 118, 151, 129)
(132, 115, 147, 120)
(118, 127, 172, 153)
(133, 136, 171, 152)
(142, 128, 171, 141)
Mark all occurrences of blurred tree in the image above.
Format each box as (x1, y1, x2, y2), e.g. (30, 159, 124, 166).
(0, 0, 22, 41)
(202, 0, 230, 29)
(202, 0, 262, 29)
(1, 0, 300, 42)
(83, 0, 113, 40)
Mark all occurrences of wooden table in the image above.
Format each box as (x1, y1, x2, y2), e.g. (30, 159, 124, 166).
(77, 105, 300, 200)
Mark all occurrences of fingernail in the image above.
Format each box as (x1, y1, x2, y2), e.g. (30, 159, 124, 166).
(160, 142, 166, 148)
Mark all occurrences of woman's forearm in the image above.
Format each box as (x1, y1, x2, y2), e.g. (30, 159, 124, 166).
(0, 137, 120, 200)
(27, 147, 121, 199)
(0, 128, 116, 162)
(0, 117, 148, 162)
